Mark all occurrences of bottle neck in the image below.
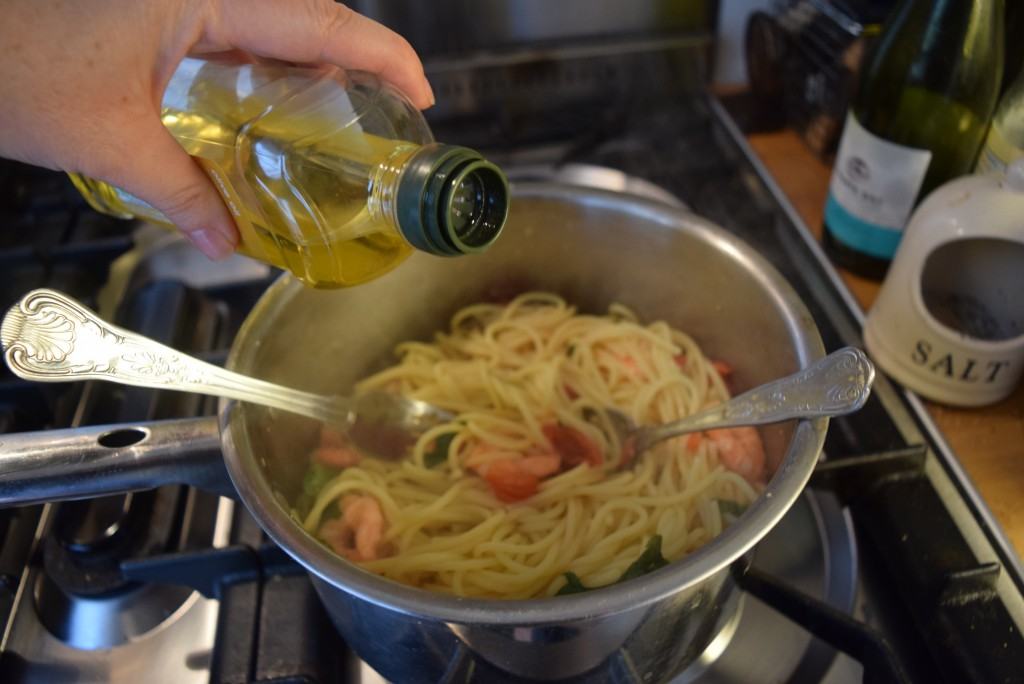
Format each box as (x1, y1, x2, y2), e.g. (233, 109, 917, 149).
(858, 0, 1002, 121)
(371, 143, 509, 257)
(367, 144, 419, 231)
(877, 0, 1000, 64)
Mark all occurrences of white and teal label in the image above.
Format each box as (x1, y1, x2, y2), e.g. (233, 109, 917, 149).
(825, 113, 932, 259)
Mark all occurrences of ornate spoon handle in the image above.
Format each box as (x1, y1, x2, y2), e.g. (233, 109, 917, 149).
(1, 289, 351, 426)
(637, 347, 875, 450)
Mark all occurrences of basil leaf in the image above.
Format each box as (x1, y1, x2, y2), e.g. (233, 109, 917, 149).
(304, 463, 337, 497)
(617, 535, 669, 582)
(295, 462, 338, 518)
(717, 500, 748, 519)
(425, 433, 456, 468)
(556, 572, 590, 596)
(556, 535, 669, 596)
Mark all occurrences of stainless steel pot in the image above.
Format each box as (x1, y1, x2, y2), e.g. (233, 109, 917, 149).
(0, 184, 826, 683)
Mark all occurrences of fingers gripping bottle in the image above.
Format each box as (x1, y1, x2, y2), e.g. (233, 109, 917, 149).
(71, 56, 509, 288)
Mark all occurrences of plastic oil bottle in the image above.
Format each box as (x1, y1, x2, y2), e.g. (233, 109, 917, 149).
(70, 56, 509, 288)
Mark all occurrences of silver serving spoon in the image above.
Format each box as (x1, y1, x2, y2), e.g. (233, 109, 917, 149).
(604, 347, 875, 461)
(0, 289, 453, 461)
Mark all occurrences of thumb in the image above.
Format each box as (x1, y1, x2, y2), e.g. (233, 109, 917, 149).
(93, 117, 240, 259)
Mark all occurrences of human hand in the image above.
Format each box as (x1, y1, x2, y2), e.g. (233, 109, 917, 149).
(0, 0, 433, 259)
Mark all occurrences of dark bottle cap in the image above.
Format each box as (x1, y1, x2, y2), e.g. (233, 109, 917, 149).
(396, 144, 509, 256)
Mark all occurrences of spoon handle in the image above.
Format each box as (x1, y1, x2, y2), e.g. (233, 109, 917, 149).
(1, 289, 350, 426)
(638, 347, 875, 449)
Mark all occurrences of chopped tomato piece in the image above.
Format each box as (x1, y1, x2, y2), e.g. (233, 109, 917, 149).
(711, 360, 734, 379)
(563, 383, 580, 400)
(686, 432, 702, 451)
(483, 460, 539, 502)
(543, 423, 603, 468)
(673, 354, 687, 369)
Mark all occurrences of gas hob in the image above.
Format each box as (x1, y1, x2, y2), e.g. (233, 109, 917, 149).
(0, 45, 1021, 683)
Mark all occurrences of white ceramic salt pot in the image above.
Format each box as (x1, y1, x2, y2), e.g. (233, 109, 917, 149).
(864, 159, 1024, 407)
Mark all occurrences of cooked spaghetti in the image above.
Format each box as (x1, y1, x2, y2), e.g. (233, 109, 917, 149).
(298, 292, 765, 599)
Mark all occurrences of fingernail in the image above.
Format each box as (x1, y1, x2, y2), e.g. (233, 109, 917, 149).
(426, 79, 436, 108)
(190, 228, 235, 260)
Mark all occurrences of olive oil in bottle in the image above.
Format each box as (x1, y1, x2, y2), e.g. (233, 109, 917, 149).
(822, 0, 1004, 279)
(71, 57, 509, 288)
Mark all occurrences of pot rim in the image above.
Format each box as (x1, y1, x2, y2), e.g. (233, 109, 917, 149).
(219, 183, 827, 624)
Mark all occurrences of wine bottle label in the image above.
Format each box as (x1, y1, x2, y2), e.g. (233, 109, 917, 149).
(976, 123, 1024, 174)
(825, 113, 932, 259)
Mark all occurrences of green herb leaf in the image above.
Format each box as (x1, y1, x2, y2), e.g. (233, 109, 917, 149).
(556, 535, 669, 596)
(303, 462, 337, 498)
(294, 462, 339, 518)
(617, 535, 669, 582)
(425, 432, 456, 468)
(555, 572, 590, 595)
(717, 500, 748, 519)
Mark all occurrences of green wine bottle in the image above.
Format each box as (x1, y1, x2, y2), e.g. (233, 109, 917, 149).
(1000, 0, 1024, 96)
(976, 67, 1024, 174)
(823, 0, 1004, 279)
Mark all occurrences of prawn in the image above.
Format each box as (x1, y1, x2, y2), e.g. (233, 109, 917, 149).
(313, 444, 362, 468)
(466, 443, 561, 502)
(320, 425, 346, 448)
(706, 426, 766, 483)
(313, 425, 362, 468)
(465, 442, 560, 478)
(465, 444, 521, 474)
(318, 494, 387, 561)
(518, 451, 561, 478)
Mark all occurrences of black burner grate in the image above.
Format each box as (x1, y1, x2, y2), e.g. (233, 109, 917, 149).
(0, 160, 135, 634)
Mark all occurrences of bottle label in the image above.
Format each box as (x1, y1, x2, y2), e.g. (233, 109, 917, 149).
(825, 113, 932, 259)
(976, 123, 1023, 174)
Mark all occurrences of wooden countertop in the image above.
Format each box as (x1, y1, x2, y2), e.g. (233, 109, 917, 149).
(745, 130, 1024, 559)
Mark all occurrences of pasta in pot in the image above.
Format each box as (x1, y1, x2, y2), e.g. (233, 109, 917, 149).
(298, 292, 765, 599)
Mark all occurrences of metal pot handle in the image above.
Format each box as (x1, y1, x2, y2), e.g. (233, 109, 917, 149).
(0, 416, 235, 507)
